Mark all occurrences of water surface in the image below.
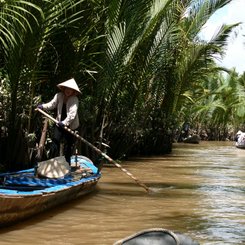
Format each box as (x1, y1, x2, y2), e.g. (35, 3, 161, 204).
(0, 141, 244, 244)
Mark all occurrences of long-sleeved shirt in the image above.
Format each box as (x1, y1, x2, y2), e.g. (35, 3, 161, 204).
(42, 92, 79, 130)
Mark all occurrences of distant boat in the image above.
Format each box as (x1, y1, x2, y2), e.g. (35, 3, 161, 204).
(114, 228, 199, 245)
(183, 134, 201, 144)
(0, 155, 101, 227)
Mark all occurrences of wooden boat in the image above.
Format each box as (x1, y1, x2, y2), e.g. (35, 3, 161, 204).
(183, 134, 201, 144)
(114, 228, 200, 245)
(236, 144, 245, 149)
(0, 155, 101, 227)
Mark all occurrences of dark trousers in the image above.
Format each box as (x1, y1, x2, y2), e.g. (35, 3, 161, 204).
(49, 125, 76, 164)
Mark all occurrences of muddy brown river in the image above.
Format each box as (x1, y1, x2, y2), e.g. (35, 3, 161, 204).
(0, 141, 244, 244)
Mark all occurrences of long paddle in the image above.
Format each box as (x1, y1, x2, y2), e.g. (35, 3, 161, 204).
(36, 108, 150, 193)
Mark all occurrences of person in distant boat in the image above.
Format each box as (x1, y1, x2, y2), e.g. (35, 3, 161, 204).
(37, 78, 81, 164)
(178, 121, 190, 142)
(235, 130, 242, 142)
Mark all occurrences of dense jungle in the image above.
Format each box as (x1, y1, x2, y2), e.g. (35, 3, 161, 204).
(0, 0, 245, 171)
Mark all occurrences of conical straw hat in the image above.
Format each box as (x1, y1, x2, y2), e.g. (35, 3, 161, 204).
(37, 156, 70, 178)
(57, 78, 81, 94)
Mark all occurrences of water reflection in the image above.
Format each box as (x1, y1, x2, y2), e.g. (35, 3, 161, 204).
(0, 141, 244, 244)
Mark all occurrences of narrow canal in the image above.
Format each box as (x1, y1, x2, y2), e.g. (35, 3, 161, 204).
(0, 141, 244, 244)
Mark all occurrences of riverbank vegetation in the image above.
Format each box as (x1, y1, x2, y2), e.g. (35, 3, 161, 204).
(0, 0, 244, 170)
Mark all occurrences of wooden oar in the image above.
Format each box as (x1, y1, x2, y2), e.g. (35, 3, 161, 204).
(36, 108, 150, 193)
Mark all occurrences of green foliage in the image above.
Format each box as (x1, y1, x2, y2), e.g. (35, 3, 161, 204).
(0, 0, 243, 168)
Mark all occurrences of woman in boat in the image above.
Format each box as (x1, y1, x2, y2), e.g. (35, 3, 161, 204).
(37, 78, 81, 164)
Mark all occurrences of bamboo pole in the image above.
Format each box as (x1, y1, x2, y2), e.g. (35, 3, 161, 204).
(36, 108, 150, 193)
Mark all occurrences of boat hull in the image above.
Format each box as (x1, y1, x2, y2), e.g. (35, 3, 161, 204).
(183, 135, 200, 144)
(114, 228, 199, 245)
(236, 144, 245, 149)
(0, 155, 100, 227)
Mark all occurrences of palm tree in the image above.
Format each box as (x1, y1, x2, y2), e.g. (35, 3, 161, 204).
(0, 0, 238, 167)
(94, 0, 237, 156)
(190, 70, 245, 140)
(0, 0, 101, 168)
